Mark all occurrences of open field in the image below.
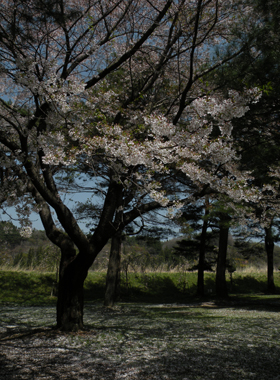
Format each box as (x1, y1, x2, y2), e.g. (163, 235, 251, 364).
(1, 300, 280, 379)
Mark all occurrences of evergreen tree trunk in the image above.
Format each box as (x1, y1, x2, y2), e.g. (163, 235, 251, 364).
(216, 215, 230, 298)
(104, 232, 122, 307)
(104, 184, 124, 307)
(265, 226, 275, 293)
(197, 196, 209, 297)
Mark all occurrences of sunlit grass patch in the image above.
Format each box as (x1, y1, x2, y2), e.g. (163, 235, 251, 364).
(1, 269, 280, 308)
(0, 270, 57, 305)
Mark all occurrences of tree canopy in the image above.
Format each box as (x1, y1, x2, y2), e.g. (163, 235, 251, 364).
(0, 0, 275, 330)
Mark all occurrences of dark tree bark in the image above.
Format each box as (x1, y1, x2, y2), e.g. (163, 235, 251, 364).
(265, 225, 276, 293)
(55, 180, 123, 330)
(104, 232, 122, 307)
(215, 214, 230, 298)
(28, 180, 120, 330)
(54, 233, 93, 331)
(104, 182, 124, 307)
(196, 196, 209, 297)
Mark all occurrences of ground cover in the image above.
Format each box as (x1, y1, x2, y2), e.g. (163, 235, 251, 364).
(1, 300, 280, 379)
(1, 270, 280, 305)
(0, 271, 57, 305)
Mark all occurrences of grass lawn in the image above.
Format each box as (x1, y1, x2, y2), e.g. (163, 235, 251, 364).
(1, 269, 280, 304)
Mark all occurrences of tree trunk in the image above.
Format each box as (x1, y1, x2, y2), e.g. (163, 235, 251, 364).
(29, 174, 132, 330)
(216, 215, 230, 298)
(104, 232, 122, 307)
(197, 196, 209, 297)
(104, 181, 124, 307)
(56, 243, 88, 331)
(265, 226, 275, 293)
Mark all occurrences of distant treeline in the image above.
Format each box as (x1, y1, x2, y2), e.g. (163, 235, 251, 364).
(0, 221, 279, 273)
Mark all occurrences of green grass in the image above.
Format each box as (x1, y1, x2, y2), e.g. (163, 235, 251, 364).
(1, 269, 280, 305)
(0, 270, 57, 305)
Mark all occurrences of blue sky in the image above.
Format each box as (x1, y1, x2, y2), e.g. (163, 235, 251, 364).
(0, 190, 92, 232)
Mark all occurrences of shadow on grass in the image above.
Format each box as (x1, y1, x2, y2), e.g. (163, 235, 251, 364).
(83, 272, 198, 303)
(84, 275, 106, 302)
(50, 271, 280, 310)
(230, 273, 271, 294)
(120, 273, 197, 303)
(1, 270, 280, 310)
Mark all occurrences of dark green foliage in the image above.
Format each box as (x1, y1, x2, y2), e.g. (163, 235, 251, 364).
(0, 221, 22, 248)
(234, 240, 265, 260)
(122, 235, 166, 272)
(210, 0, 280, 181)
(135, 236, 163, 256)
(173, 231, 218, 271)
(0, 222, 23, 266)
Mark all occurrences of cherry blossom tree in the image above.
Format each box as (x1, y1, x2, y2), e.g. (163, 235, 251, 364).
(0, 0, 263, 330)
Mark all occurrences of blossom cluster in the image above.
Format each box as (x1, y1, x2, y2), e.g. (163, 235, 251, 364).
(19, 226, 33, 239)
(37, 86, 263, 211)
(0, 0, 271, 230)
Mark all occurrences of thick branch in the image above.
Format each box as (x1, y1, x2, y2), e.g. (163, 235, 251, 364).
(24, 159, 89, 252)
(85, 0, 173, 89)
